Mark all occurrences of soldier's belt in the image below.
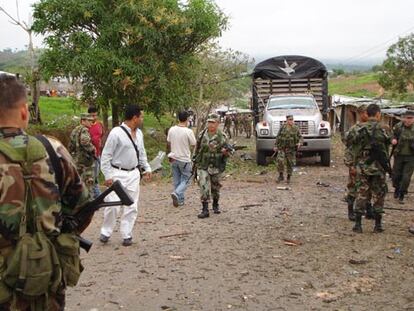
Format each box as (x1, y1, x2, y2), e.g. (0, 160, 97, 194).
(111, 164, 138, 171)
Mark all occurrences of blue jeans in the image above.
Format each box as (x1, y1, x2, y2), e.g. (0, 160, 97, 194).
(92, 157, 101, 199)
(171, 160, 192, 204)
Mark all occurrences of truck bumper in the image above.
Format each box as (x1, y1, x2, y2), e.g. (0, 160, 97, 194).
(256, 137, 331, 152)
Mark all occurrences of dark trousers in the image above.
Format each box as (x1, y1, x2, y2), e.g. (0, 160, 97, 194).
(392, 155, 414, 194)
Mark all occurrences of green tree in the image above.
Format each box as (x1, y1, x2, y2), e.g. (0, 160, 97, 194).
(378, 34, 414, 98)
(32, 0, 227, 126)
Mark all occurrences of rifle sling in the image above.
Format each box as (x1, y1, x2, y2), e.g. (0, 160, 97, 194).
(119, 125, 140, 167)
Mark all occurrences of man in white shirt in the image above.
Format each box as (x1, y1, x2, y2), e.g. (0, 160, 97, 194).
(167, 111, 197, 207)
(99, 105, 152, 246)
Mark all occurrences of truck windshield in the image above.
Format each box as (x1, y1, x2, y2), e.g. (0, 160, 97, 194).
(267, 97, 316, 110)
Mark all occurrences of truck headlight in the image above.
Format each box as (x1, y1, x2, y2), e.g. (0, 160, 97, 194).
(319, 128, 328, 136)
(260, 129, 269, 136)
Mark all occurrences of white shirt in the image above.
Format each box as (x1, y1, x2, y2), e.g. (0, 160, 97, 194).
(167, 125, 197, 163)
(101, 122, 151, 180)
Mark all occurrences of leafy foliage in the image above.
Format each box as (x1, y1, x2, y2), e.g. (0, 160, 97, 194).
(32, 0, 227, 122)
(378, 34, 414, 98)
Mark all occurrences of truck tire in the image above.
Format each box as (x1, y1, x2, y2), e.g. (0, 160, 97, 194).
(320, 150, 331, 167)
(256, 151, 267, 166)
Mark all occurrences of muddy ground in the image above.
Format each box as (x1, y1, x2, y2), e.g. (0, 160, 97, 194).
(67, 135, 414, 311)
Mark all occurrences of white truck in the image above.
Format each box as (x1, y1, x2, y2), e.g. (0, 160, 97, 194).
(252, 55, 332, 166)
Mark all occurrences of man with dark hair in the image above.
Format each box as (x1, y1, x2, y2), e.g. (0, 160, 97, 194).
(88, 106, 105, 198)
(0, 74, 92, 309)
(167, 111, 196, 207)
(352, 103, 391, 233)
(100, 104, 152, 246)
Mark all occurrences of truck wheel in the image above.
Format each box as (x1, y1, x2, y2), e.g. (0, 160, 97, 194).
(320, 150, 331, 167)
(256, 151, 267, 166)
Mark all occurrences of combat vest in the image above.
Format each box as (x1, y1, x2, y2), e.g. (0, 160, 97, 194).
(69, 125, 94, 166)
(394, 122, 414, 156)
(0, 136, 83, 310)
(196, 130, 226, 173)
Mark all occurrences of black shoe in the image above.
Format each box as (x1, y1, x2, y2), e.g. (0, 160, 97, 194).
(352, 213, 363, 233)
(122, 238, 133, 246)
(99, 234, 110, 243)
(373, 214, 384, 233)
(286, 174, 291, 184)
(212, 199, 221, 214)
(398, 193, 405, 205)
(171, 193, 179, 207)
(365, 203, 374, 220)
(198, 202, 210, 219)
(277, 173, 284, 183)
(409, 225, 414, 235)
(393, 189, 399, 199)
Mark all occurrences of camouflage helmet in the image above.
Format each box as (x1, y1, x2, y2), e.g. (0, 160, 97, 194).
(80, 113, 94, 121)
(357, 104, 368, 113)
(403, 109, 414, 117)
(207, 113, 220, 123)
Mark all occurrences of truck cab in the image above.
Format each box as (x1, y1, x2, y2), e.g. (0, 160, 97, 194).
(255, 94, 331, 166)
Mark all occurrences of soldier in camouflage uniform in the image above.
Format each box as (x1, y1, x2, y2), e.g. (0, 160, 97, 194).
(243, 114, 253, 138)
(69, 114, 96, 198)
(391, 110, 414, 204)
(224, 115, 232, 139)
(193, 113, 230, 219)
(232, 114, 239, 138)
(343, 104, 373, 221)
(352, 104, 391, 233)
(274, 115, 302, 184)
(0, 74, 91, 310)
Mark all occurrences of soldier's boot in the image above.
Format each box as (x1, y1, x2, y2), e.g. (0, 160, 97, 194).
(212, 199, 221, 214)
(365, 203, 374, 220)
(286, 174, 291, 184)
(347, 198, 355, 221)
(198, 201, 210, 219)
(373, 213, 384, 233)
(393, 188, 399, 199)
(352, 213, 363, 233)
(277, 172, 284, 183)
(398, 192, 405, 205)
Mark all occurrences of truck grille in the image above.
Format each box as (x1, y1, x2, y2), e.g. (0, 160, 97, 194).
(272, 121, 315, 136)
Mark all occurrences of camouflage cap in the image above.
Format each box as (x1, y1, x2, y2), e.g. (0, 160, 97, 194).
(286, 114, 293, 119)
(207, 113, 220, 122)
(357, 104, 368, 113)
(80, 113, 94, 121)
(403, 109, 414, 117)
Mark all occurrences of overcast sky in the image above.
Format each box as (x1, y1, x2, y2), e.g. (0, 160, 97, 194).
(1, 0, 413, 64)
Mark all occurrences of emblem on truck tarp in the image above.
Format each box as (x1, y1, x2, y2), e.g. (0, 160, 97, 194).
(278, 59, 297, 76)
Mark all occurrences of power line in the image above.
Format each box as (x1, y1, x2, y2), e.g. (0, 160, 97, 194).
(341, 25, 414, 65)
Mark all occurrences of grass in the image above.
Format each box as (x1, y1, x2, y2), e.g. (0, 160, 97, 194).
(329, 72, 381, 98)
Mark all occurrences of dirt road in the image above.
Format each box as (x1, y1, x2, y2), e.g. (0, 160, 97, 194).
(68, 137, 414, 311)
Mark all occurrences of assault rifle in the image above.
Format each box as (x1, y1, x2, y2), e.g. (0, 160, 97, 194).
(364, 123, 393, 177)
(62, 180, 133, 252)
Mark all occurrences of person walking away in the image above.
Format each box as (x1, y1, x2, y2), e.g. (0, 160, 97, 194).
(88, 106, 105, 199)
(69, 113, 96, 198)
(352, 104, 391, 233)
(167, 111, 197, 207)
(193, 113, 230, 218)
(274, 115, 302, 184)
(391, 109, 414, 204)
(343, 104, 373, 221)
(0, 73, 92, 310)
(224, 114, 232, 139)
(100, 104, 152, 246)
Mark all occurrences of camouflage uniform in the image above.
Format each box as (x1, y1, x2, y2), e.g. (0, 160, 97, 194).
(224, 116, 232, 139)
(0, 127, 90, 311)
(194, 114, 229, 217)
(243, 114, 253, 138)
(344, 120, 373, 219)
(352, 117, 391, 232)
(275, 124, 302, 177)
(232, 114, 239, 138)
(69, 118, 96, 197)
(392, 121, 414, 201)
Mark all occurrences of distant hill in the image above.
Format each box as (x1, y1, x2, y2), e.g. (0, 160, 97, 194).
(0, 49, 41, 74)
